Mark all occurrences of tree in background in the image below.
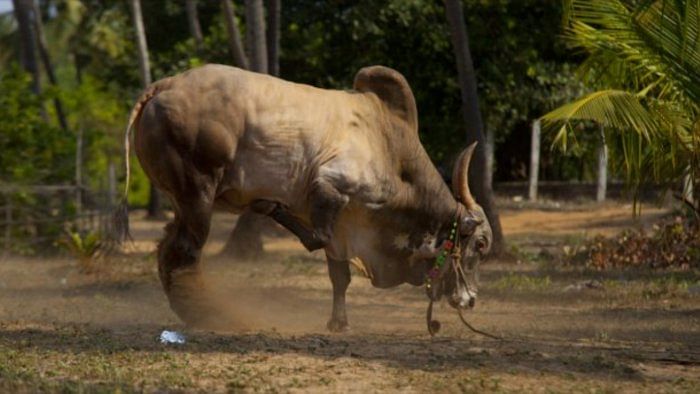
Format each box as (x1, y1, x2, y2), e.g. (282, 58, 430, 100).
(129, 0, 163, 219)
(542, 0, 699, 212)
(221, 0, 277, 259)
(221, 0, 248, 69)
(266, 0, 280, 76)
(12, 0, 42, 100)
(185, 0, 204, 53)
(444, 0, 505, 255)
(31, 0, 68, 130)
(245, 0, 267, 73)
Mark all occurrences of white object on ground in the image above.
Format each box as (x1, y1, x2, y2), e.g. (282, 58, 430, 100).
(159, 330, 186, 344)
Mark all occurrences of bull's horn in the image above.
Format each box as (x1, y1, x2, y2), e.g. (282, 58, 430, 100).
(451, 141, 478, 210)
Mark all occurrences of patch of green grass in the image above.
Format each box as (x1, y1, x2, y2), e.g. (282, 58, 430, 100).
(601, 274, 698, 301)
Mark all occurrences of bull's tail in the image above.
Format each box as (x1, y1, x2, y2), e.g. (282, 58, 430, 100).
(112, 81, 167, 243)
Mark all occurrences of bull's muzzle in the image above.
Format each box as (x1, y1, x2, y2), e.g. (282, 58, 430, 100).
(449, 285, 477, 309)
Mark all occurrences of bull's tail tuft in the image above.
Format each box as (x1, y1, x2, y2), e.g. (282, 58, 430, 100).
(112, 81, 166, 244)
(112, 200, 132, 243)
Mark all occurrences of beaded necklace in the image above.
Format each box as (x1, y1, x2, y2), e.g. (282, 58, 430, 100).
(425, 219, 460, 295)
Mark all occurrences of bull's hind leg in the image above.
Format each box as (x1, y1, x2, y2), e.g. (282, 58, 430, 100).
(157, 193, 224, 328)
(326, 255, 351, 332)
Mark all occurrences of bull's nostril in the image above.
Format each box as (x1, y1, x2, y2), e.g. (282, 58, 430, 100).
(468, 298, 475, 308)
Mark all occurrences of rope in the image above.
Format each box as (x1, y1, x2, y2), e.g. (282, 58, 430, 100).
(426, 299, 441, 336)
(456, 308, 503, 340)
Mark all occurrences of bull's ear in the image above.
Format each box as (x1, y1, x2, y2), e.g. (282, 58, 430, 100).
(353, 66, 418, 132)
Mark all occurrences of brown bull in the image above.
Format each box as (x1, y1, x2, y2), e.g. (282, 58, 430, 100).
(123, 64, 492, 332)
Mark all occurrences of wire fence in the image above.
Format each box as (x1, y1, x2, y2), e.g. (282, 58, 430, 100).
(0, 184, 115, 256)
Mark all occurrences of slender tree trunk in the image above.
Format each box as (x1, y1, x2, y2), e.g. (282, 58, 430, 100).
(245, 0, 267, 73)
(222, 0, 274, 259)
(31, 0, 68, 130)
(596, 125, 607, 202)
(12, 0, 46, 119)
(221, 0, 249, 69)
(529, 120, 541, 201)
(129, 0, 162, 218)
(265, 0, 280, 76)
(484, 127, 495, 189)
(444, 0, 505, 256)
(185, 0, 204, 53)
(220, 210, 265, 259)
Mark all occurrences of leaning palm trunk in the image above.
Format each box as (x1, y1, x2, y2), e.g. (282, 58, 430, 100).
(31, 0, 68, 130)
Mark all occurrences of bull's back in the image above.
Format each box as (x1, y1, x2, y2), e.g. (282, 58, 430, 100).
(136, 64, 384, 214)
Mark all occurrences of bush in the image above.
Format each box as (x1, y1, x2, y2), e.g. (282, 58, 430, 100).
(567, 216, 700, 270)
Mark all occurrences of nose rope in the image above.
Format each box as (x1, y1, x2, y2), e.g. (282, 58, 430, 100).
(425, 205, 500, 339)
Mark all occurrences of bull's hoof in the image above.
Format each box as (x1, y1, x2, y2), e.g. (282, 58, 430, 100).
(326, 318, 350, 333)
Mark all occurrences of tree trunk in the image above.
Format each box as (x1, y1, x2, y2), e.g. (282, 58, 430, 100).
(221, 0, 278, 258)
(31, 0, 68, 130)
(220, 211, 265, 259)
(185, 0, 204, 53)
(221, 0, 249, 69)
(484, 127, 494, 189)
(12, 0, 46, 120)
(265, 0, 280, 76)
(129, 0, 162, 218)
(444, 0, 505, 256)
(596, 125, 607, 202)
(245, 0, 267, 73)
(528, 119, 541, 201)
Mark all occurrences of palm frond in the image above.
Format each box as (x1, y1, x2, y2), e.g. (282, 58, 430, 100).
(541, 89, 658, 139)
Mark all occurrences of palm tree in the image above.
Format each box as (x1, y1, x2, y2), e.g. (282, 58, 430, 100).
(444, 0, 506, 255)
(542, 0, 699, 211)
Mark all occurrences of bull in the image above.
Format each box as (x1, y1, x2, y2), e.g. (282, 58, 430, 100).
(122, 64, 492, 332)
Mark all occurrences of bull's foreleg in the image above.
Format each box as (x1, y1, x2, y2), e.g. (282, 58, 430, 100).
(326, 255, 351, 332)
(250, 200, 324, 251)
(309, 178, 348, 247)
(249, 180, 347, 252)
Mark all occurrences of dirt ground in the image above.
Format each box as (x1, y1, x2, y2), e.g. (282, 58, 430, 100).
(1, 200, 698, 393)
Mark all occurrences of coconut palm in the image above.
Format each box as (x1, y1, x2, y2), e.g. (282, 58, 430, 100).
(542, 0, 699, 206)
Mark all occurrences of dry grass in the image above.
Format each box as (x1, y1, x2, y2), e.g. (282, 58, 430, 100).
(0, 203, 698, 393)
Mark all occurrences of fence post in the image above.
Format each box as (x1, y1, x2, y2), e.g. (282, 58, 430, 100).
(596, 125, 608, 202)
(528, 119, 541, 201)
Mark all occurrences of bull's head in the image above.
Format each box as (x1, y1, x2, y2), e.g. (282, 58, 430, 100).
(422, 142, 492, 309)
